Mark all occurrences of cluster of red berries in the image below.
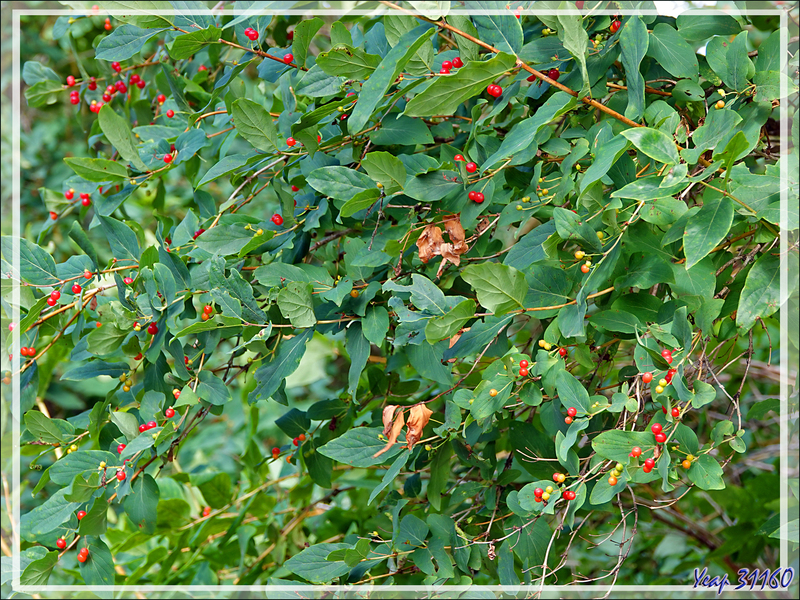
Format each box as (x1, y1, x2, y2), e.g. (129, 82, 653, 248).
(104, 17, 112, 31)
(46, 289, 61, 307)
(610, 19, 621, 34)
(468, 190, 485, 203)
(138, 420, 158, 433)
(518, 359, 529, 377)
(77, 546, 90, 562)
(79, 192, 91, 207)
(193, 228, 206, 239)
(487, 84, 503, 98)
(20, 346, 36, 358)
(533, 472, 576, 502)
(201, 304, 214, 321)
(243, 26, 259, 40)
(660, 348, 674, 364)
(271, 213, 284, 226)
(438, 56, 463, 74)
(453, 157, 478, 174)
(69, 87, 80, 105)
(564, 406, 577, 425)
(651, 422, 667, 444)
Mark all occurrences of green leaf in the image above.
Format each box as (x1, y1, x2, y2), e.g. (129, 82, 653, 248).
(446, 14, 480, 62)
(95, 24, 167, 61)
(20, 488, 79, 538)
(1, 236, 59, 286)
(482, 91, 575, 171)
(558, 12, 590, 98)
(683, 197, 733, 269)
(736, 252, 793, 331)
(723, 32, 755, 92)
(24, 410, 75, 445)
(405, 52, 517, 117)
(339, 189, 382, 218)
(123, 473, 159, 534)
(98, 216, 141, 262)
(471, 0, 523, 54)
(195, 225, 253, 255)
(676, 12, 741, 42)
(346, 323, 370, 397)
(747, 398, 780, 421)
(552, 207, 603, 252)
(592, 430, 655, 462)
(101, 1, 174, 28)
(368, 452, 408, 505)
(284, 543, 350, 584)
(425, 299, 475, 343)
(275, 408, 310, 438)
(687, 454, 725, 490)
(277, 282, 316, 328)
(619, 16, 648, 121)
(77, 536, 115, 586)
(427, 442, 452, 511)
(461, 263, 526, 316)
(24, 80, 63, 107)
(306, 165, 376, 200)
(646, 23, 698, 79)
(168, 26, 222, 60)
(64, 157, 128, 183)
(196, 153, 256, 187)
(396, 514, 429, 548)
(20, 550, 58, 585)
(316, 44, 382, 79)
(361, 152, 406, 195)
(291, 17, 324, 68)
(504, 221, 556, 270)
(65, 471, 100, 503)
(98, 105, 148, 172)
(589, 310, 643, 334)
(231, 99, 280, 153)
(363, 306, 390, 346)
(621, 127, 679, 165)
(555, 371, 593, 414)
(317, 427, 403, 467)
(192, 471, 231, 508)
(249, 329, 313, 404)
(348, 26, 435, 133)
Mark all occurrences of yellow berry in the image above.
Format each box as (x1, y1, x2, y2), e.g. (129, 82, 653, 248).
(119, 374, 127, 382)
(152, 433, 158, 439)
(655, 385, 665, 394)
(70, 444, 77, 452)
(574, 250, 585, 260)
(545, 486, 553, 493)
(544, 342, 552, 351)
(716, 100, 725, 109)
(717, 89, 725, 97)
(541, 492, 550, 501)
(538, 178, 543, 183)
(376, 182, 384, 189)
(538, 340, 546, 348)
(123, 385, 131, 392)
(521, 196, 530, 202)
(489, 389, 498, 397)
(574, 163, 581, 171)
(541, 188, 549, 195)
(596, 231, 605, 240)
(516, 205, 522, 211)
(659, 379, 668, 387)
(468, 398, 474, 405)
(556, 473, 566, 483)
(256, 229, 263, 236)
(99, 461, 106, 468)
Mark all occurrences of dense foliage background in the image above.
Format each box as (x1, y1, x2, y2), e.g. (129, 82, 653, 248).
(1, 0, 798, 593)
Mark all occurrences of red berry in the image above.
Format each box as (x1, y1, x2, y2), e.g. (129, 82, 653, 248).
(51, 290, 61, 300)
(610, 19, 621, 34)
(88, 77, 97, 90)
(642, 372, 653, 383)
(655, 432, 667, 443)
(519, 359, 529, 369)
(665, 354, 674, 364)
(631, 446, 642, 457)
(163, 154, 173, 163)
(65, 189, 74, 200)
(47, 297, 57, 307)
(203, 506, 211, 517)
(124, 277, 133, 285)
(474, 192, 484, 203)
(452, 56, 463, 68)
(564, 491, 576, 500)
(203, 304, 213, 314)
(70, 95, 80, 105)
(671, 407, 680, 418)
(581, 264, 590, 273)
(575, 0, 584, 7)
(117, 443, 126, 453)
(291, 185, 300, 192)
(116, 81, 127, 94)
(157, 93, 166, 103)
(105, 21, 112, 30)
(102, 93, 111, 102)
(49, 211, 58, 220)
(567, 407, 577, 417)
(468, 191, 477, 201)
(116, 469, 126, 481)
(552, 473, 561, 482)
(559, 347, 567, 357)
(441, 60, 453, 71)
(666, 368, 677, 382)
(487, 84, 502, 97)
(651, 423, 662, 435)
(287, 30, 294, 41)
(198, 65, 208, 71)
(137, 80, 145, 89)
(454, 154, 465, 162)
(82, 197, 91, 207)
(111, 62, 121, 72)
(661, 349, 672, 358)
(293, 437, 300, 446)
(519, 367, 528, 377)
(130, 74, 140, 84)
(271, 214, 284, 226)
(77, 552, 88, 563)
(147, 421, 157, 429)
(147, 323, 158, 335)
(165, 407, 175, 418)
(272, 447, 280, 455)
(166, 109, 174, 118)
(662, 405, 668, 414)
(644, 458, 655, 469)
(287, 137, 296, 147)
(465, 162, 477, 173)
(283, 53, 294, 64)
(84, 270, 93, 280)
(565, 416, 573, 424)
(548, 68, 560, 80)
(56, 537, 66, 549)
(72, 284, 82, 294)
(534, 487, 543, 497)
(139, 424, 147, 433)
(77, 510, 86, 520)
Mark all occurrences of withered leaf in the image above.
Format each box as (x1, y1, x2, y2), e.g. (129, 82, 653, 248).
(405, 404, 433, 451)
(416, 224, 444, 264)
(374, 406, 405, 457)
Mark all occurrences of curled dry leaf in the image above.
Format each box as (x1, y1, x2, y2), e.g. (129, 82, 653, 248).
(374, 406, 405, 457)
(416, 215, 470, 277)
(405, 404, 433, 450)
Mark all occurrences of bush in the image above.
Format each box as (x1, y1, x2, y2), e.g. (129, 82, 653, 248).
(3, 1, 798, 590)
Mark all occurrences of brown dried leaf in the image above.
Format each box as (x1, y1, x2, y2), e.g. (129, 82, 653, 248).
(405, 404, 433, 451)
(443, 214, 466, 248)
(416, 224, 444, 264)
(374, 406, 405, 457)
(381, 405, 399, 436)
